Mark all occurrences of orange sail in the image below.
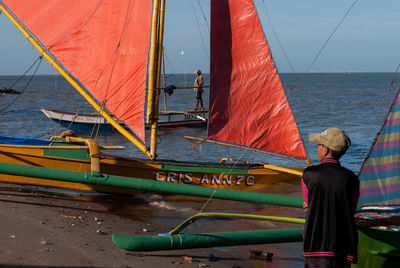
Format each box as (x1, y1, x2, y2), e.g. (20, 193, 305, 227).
(208, 0, 307, 159)
(2, 0, 152, 141)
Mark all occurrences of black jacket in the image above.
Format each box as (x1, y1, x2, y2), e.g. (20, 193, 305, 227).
(302, 161, 359, 263)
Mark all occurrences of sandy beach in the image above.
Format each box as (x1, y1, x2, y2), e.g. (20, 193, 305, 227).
(0, 182, 303, 268)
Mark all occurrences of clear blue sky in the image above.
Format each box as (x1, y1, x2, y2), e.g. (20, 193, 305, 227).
(0, 0, 399, 75)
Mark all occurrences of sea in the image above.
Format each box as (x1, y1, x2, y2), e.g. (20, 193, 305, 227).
(0, 72, 399, 267)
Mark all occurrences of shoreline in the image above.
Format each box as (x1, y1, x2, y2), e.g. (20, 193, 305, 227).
(0, 182, 303, 267)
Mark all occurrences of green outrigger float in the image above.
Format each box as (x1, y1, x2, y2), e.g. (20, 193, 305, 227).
(112, 213, 304, 252)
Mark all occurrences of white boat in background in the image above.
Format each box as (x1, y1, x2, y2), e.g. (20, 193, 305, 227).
(41, 108, 208, 133)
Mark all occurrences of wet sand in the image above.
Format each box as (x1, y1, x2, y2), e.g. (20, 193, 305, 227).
(0, 182, 303, 267)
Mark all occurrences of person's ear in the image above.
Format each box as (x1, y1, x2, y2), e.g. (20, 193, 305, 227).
(324, 146, 330, 156)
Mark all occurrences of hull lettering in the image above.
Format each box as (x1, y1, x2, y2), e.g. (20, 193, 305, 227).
(155, 172, 255, 187)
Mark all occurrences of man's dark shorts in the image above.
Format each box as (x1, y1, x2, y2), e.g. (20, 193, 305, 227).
(304, 257, 351, 268)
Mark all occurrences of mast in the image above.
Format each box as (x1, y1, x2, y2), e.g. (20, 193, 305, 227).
(146, 0, 166, 159)
(0, 1, 152, 158)
(155, 0, 166, 114)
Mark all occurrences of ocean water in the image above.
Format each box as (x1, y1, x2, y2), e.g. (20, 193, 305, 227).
(0, 72, 398, 266)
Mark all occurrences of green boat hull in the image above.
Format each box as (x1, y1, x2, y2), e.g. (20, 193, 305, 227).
(353, 226, 400, 268)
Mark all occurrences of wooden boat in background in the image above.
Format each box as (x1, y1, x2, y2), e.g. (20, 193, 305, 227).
(40, 108, 208, 133)
(0, 86, 20, 94)
(0, 0, 310, 196)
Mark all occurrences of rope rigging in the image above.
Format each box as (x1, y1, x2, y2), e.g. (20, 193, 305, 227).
(0, 55, 43, 114)
(190, 0, 209, 58)
(355, 63, 400, 171)
(261, 0, 295, 74)
(306, 0, 359, 73)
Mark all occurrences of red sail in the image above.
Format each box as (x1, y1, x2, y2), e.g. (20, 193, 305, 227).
(2, 0, 152, 141)
(209, 0, 306, 159)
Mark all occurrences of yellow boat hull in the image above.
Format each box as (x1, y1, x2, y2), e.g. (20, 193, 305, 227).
(0, 138, 304, 195)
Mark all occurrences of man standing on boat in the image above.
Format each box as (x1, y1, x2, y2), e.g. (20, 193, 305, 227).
(194, 69, 204, 110)
(302, 128, 359, 268)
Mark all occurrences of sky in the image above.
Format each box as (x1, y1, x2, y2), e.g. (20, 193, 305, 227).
(0, 0, 399, 75)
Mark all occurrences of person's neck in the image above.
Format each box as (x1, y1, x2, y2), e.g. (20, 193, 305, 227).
(321, 158, 340, 164)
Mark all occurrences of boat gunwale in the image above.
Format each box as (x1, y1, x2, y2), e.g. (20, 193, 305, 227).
(42, 108, 209, 118)
(100, 152, 305, 171)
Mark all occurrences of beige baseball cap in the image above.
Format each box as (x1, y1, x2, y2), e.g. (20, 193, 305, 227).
(308, 128, 351, 152)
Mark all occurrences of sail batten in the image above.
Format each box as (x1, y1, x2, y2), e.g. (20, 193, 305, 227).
(359, 89, 400, 205)
(1, 0, 152, 142)
(208, 0, 307, 160)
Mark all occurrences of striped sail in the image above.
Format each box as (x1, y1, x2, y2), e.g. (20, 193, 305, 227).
(358, 89, 400, 205)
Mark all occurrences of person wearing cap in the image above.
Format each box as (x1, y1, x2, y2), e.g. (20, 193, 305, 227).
(302, 128, 359, 268)
(193, 69, 204, 110)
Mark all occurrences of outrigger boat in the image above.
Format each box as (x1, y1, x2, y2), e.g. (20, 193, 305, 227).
(40, 108, 208, 133)
(353, 87, 400, 267)
(0, 0, 310, 196)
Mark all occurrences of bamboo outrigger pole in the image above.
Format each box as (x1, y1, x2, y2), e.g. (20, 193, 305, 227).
(0, 2, 151, 158)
